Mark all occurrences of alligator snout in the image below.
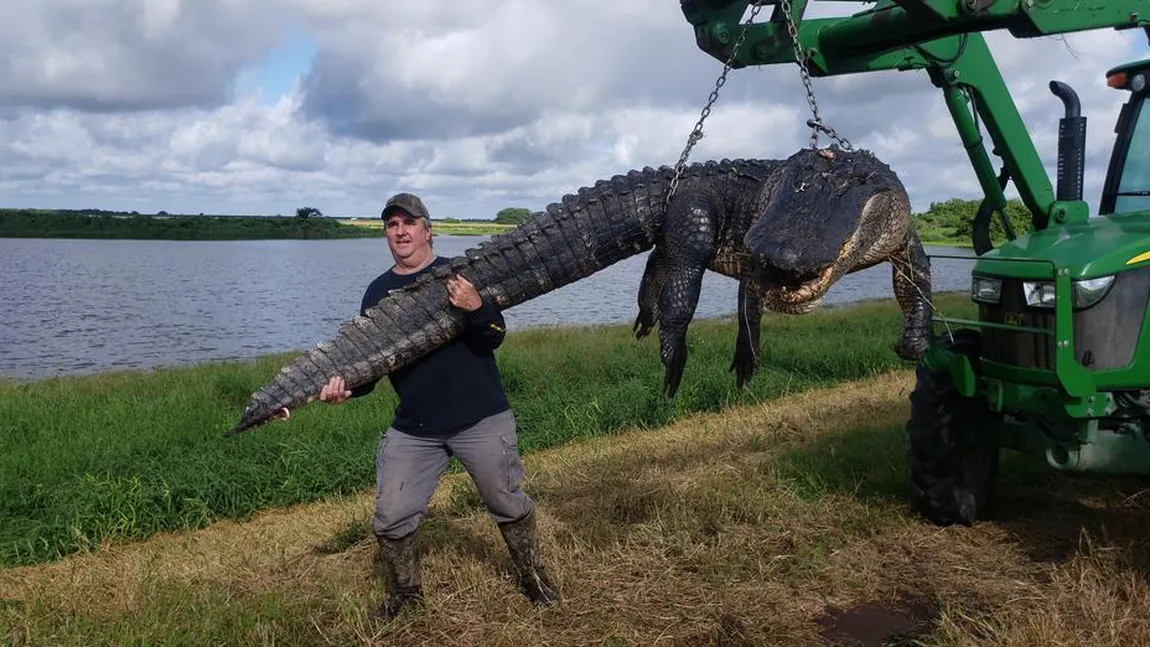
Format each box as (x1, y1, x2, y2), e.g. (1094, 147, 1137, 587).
(751, 238, 836, 276)
(761, 242, 802, 269)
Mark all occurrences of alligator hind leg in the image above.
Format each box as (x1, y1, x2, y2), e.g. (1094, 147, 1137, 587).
(731, 278, 762, 388)
(634, 246, 670, 339)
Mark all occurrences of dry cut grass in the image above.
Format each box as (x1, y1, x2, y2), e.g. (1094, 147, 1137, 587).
(5, 369, 1150, 646)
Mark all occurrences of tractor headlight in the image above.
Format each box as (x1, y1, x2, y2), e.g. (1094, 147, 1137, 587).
(1072, 275, 1115, 308)
(1022, 275, 1116, 309)
(1022, 280, 1057, 308)
(971, 276, 1002, 304)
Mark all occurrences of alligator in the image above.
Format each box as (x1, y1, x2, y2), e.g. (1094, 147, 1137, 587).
(636, 145, 932, 397)
(228, 147, 931, 436)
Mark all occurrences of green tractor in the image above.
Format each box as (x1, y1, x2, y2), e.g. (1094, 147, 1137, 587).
(678, 0, 1150, 525)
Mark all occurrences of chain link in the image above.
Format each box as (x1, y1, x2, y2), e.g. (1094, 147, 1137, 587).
(665, 3, 766, 205)
(778, 0, 852, 151)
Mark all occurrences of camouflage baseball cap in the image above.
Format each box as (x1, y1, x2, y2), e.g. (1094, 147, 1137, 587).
(381, 192, 431, 222)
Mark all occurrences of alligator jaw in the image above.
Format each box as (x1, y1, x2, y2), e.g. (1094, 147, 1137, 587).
(759, 234, 852, 314)
(759, 264, 829, 314)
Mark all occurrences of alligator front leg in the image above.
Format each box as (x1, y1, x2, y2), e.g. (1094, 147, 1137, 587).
(731, 278, 761, 388)
(891, 229, 932, 360)
(656, 197, 717, 398)
(658, 262, 705, 398)
(634, 246, 670, 339)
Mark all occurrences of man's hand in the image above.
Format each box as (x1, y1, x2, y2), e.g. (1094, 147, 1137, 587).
(269, 375, 350, 423)
(446, 275, 482, 312)
(319, 375, 352, 404)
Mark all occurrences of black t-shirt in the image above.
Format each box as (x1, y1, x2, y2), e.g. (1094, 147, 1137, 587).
(351, 256, 510, 435)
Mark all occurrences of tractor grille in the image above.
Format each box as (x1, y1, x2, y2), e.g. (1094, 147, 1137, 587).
(1073, 268, 1149, 370)
(978, 279, 1055, 369)
(976, 268, 1149, 371)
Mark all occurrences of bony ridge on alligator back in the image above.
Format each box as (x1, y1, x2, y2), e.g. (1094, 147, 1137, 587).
(229, 146, 936, 436)
(680, 0, 1150, 525)
(227, 164, 678, 436)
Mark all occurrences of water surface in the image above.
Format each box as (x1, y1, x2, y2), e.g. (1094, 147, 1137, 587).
(0, 236, 976, 379)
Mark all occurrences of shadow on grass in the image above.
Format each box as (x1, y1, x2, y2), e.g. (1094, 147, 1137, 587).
(308, 478, 522, 585)
(772, 422, 1150, 578)
(770, 423, 910, 506)
(988, 457, 1150, 571)
(527, 446, 731, 551)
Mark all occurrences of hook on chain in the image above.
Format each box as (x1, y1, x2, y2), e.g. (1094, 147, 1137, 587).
(806, 119, 853, 152)
(780, 0, 852, 152)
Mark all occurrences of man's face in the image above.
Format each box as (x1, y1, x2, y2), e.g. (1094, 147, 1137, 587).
(384, 211, 432, 262)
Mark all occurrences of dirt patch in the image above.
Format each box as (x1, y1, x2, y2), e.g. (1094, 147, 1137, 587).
(813, 592, 939, 646)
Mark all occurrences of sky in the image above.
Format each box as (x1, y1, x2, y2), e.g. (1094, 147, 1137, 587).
(0, 1, 1147, 220)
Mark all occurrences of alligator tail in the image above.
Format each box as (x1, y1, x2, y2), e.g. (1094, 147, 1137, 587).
(227, 166, 676, 436)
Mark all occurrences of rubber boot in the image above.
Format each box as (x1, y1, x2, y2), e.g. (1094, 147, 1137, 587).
(498, 509, 560, 606)
(369, 532, 423, 623)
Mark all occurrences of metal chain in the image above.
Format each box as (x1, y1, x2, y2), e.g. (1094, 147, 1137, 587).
(778, 0, 852, 151)
(666, 3, 766, 205)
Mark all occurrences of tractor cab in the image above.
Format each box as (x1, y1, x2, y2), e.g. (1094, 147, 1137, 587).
(1102, 58, 1150, 216)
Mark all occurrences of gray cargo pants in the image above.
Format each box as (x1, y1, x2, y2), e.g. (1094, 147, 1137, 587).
(372, 408, 534, 540)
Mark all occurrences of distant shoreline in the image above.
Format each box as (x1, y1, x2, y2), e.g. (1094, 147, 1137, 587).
(0, 209, 515, 240)
(1, 208, 984, 246)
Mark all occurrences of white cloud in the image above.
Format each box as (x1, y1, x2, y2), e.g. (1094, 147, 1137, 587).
(0, 1, 1146, 224)
(0, 0, 289, 110)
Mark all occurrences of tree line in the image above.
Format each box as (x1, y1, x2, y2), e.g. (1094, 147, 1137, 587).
(912, 197, 1033, 245)
(488, 198, 1036, 245)
(0, 209, 381, 241)
(0, 199, 1037, 244)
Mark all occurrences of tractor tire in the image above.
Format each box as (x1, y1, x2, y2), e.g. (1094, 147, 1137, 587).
(907, 329, 1000, 526)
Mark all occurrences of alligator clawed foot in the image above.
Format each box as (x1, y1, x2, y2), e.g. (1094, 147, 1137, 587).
(729, 351, 757, 389)
(633, 312, 656, 339)
(661, 343, 687, 398)
(895, 336, 929, 361)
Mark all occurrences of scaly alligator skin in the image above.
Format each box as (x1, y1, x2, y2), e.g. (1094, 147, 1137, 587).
(228, 159, 777, 435)
(637, 146, 932, 397)
(229, 149, 929, 435)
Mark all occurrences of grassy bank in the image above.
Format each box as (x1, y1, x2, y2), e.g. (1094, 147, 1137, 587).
(0, 209, 514, 241)
(2, 207, 989, 244)
(5, 366, 1150, 645)
(339, 218, 516, 236)
(0, 293, 976, 568)
(920, 237, 974, 249)
(0, 210, 385, 241)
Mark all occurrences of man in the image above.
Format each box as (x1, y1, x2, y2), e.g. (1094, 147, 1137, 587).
(316, 192, 559, 622)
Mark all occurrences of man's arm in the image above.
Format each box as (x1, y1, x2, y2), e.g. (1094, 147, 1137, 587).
(448, 275, 506, 351)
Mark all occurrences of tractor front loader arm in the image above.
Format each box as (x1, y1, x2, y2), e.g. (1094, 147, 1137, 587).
(679, 0, 1150, 234)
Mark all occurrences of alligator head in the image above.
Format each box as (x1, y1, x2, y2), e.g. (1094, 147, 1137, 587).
(746, 146, 911, 314)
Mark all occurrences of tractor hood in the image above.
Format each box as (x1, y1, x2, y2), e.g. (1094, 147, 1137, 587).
(974, 212, 1150, 280)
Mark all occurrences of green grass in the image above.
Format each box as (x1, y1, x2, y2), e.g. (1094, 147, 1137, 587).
(0, 293, 977, 567)
(10, 359, 1145, 646)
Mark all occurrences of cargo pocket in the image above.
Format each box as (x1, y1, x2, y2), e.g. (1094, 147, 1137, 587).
(501, 434, 525, 492)
(374, 431, 393, 504)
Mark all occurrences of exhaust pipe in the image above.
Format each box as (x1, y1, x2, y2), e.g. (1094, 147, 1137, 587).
(1049, 80, 1086, 202)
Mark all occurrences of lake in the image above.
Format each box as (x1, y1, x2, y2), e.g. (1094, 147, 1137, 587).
(0, 236, 977, 380)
